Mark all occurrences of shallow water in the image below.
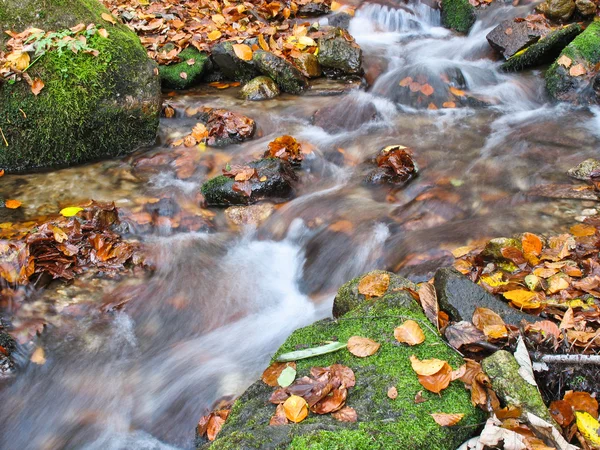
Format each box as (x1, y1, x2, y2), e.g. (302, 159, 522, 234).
(2, 1, 600, 448)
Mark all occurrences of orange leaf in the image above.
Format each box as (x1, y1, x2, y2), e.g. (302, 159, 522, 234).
(502, 290, 542, 309)
(399, 77, 412, 87)
(442, 101, 456, 108)
(232, 44, 253, 61)
(101, 13, 117, 25)
(564, 391, 599, 418)
(347, 336, 380, 357)
(449, 87, 466, 97)
(283, 395, 308, 423)
(262, 362, 296, 387)
(569, 63, 586, 77)
(428, 103, 438, 110)
(31, 78, 44, 96)
(258, 34, 269, 51)
(409, 354, 447, 376)
(420, 84, 434, 96)
(549, 399, 574, 427)
(357, 272, 389, 298)
(557, 55, 572, 68)
(472, 307, 506, 338)
(0, 169, 4, 177)
(5, 199, 22, 209)
(522, 232, 543, 256)
(570, 223, 596, 237)
(418, 362, 452, 393)
(394, 320, 425, 346)
(431, 413, 464, 426)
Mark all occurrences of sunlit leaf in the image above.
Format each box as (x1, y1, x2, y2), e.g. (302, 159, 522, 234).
(232, 43, 253, 61)
(5, 199, 22, 209)
(347, 336, 380, 357)
(283, 395, 308, 423)
(409, 354, 446, 376)
(575, 411, 600, 447)
(357, 272, 389, 298)
(60, 206, 84, 217)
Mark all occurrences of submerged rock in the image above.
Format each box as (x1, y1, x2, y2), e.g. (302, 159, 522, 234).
(364, 146, 419, 186)
(252, 50, 308, 94)
(537, 0, 576, 21)
(501, 24, 582, 72)
(433, 268, 537, 326)
(441, 0, 476, 34)
(487, 19, 545, 60)
(0, 0, 161, 172)
(240, 76, 280, 101)
(192, 107, 256, 147)
(204, 271, 485, 449)
(567, 158, 600, 180)
(546, 21, 600, 105)
(159, 47, 210, 90)
(201, 158, 297, 206)
(312, 96, 379, 133)
(317, 27, 363, 75)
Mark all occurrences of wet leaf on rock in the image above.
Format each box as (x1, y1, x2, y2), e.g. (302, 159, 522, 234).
(262, 362, 297, 387)
(269, 403, 289, 426)
(357, 272, 389, 298)
(418, 282, 439, 330)
(331, 406, 357, 422)
(277, 365, 297, 387)
(197, 409, 230, 441)
(347, 336, 380, 357)
(387, 386, 398, 399)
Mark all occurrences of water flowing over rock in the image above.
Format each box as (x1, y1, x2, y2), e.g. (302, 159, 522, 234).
(487, 19, 545, 59)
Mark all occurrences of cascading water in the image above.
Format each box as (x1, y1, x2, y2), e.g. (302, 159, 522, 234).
(2, 1, 600, 449)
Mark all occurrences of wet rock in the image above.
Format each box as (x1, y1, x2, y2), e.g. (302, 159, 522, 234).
(160, 47, 211, 90)
(482, 350, 556, 424)
(312, 96, 379, 133)
(537, 0, 576, 21)
(433, 268, 537, 326)
(364, 146, 418, 186)
(240, 76, 280, 101)
(486, 19, 545, 59)
(298, 1, 330, 16)
(224, 204, 275, 227)
(0, 329, 15, 378)
(480, 237, 522, 262)
(201, 158, 297, 206)
(193, 108, 256, 147)
(328, 12, 353, 30)
(441, 0, 476, 34)
(293, 53, 322, 78)
(501, 24, 582, 72)
(576, 0, 597, 15)
(317, 27, 363, 75)
(567, 158, 600, 180)
(252, 50, 309, 94)
(204, 272, 485, 449)
(546, 21, 600, 105)
(211, 41, 259, 82)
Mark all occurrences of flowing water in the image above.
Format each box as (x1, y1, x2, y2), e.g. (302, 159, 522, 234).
(2, 1, 600, 448)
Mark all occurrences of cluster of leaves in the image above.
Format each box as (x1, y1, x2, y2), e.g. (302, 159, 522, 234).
(549, 390, 600, 448)
(398, 75, 468, 110)
(223, 164, 262, 197)
(0, 22, 110, 95)
(375, 145, 417, 184)
(0, 202, 138, 289)
(264, 135, 304, 165)
(100, 0, 343, 67)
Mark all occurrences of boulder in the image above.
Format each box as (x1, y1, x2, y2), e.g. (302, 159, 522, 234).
(546, 21, 600, 105)
(328, 12, 353, 30)
(252, 50, 308, 94)
(441, 0, 476, 34)
(293, 52, 322, 78)
(0, 0, 161, 172)
(190, 107, 256, 147)
(204, 272, 485, 449)
(240, 76, 280, 101)
(433, 268, 538, 326)
(567, 158, 600, 180)
(364, 146, 419, 186)
(537, 0, 576, 21)
(501, 24, 582, 72)
(159, 47, 211, 90)
(210, 41, 259, 82)
(317, 27, 363, 75)
(486, 19, 545, 59)
(576, 0, 597, 15)
(298, 1, 330, 16)
(201, 158, 297, 206)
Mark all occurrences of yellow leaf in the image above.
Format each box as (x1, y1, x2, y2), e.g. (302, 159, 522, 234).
(502, 290, 542, 309)
(52, 226, 68, 243)
(283, 395, 308, 423)
(6, 51, 30, 71)
(211, 14, 226, 26)
(208, 30, 222, 41)
(258, 34, 269, 51)
(575, 411, 600, 447)
(297, 36, 316, 47)
(570, 223, 596, 237)
(232, 44, 253, 61)
(357, 272, 390, 298)
(394, 320, 425, 346)
(60, 206, 84, 217)
(101, 13, 117, 25)
(409, 355, 447, 376)
(479, 272, 508, 288)
(449, 87, 466, 97)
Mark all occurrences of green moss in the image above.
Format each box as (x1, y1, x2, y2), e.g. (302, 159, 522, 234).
(159, 47, 209, 90)
(0, 0, 160, 171)
(441, 0, 476, 34)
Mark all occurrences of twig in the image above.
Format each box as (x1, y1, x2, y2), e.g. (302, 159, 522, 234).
(0, 128, 8, 147)
(538, 354, 600, 365)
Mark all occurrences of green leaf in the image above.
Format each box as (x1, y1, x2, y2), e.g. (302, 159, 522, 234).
(277, 366, 296, 387)
(276, 341, 347, 362)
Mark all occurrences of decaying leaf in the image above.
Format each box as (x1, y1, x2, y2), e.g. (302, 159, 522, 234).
(394, 320, 425, 346)
(557, 55, 572, 68)
(564, 391, 599, 418)
(197, 409, 230, 441)
(347, 336, 380, 357)
(269, 403, 289, 426)
(101, 12, 117, 24)
(357, 272, 390, 298)
(31, 78, 45, 96)
(569, 63, 586, 77)
(387, 386, 398, 399)
(331, 406, 357, 422)
(418, 282, 439, 330)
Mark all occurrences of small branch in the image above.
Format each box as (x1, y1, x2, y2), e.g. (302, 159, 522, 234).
(538, 354, 600, 365)
(0, 128, 8, 147)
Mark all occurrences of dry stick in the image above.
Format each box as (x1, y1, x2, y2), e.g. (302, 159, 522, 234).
(0, 127, 7, 146)
(538, 354, 600, 365)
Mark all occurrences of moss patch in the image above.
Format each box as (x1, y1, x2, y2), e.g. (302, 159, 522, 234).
(160, 47, 209, 90)
(205, 272, 485, 449)
(441, 0, 476, 34)
(0, 0, 161, 172)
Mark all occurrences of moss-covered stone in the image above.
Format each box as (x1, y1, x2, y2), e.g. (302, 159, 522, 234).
(546, 20, 600, 104)
(240, 76, 280, 101)
(204, 272, 485, 449)
(0, 0, 161, 172)
(252, 50, 308, 94)
(441, 0, 476, 34)
(536, 0, 576, 22)
(317, 27, 363, 75)
(480, 237, 522, 262)
(159, 47, 210, 90)
(501, 24, 582, 72)
(482, 350, 555, 425)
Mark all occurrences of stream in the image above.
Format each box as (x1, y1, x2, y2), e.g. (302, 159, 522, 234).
(2, 1, 600, 449)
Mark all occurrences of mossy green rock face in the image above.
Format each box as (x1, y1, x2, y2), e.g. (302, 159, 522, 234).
(317, 27, 363, 75)
(204, 272, 485, 449)
(501, 24, 582, 72)
(252, 50, 308, 94)
(240, 76, 280, 101)
(0, 0, 161, 172)
(441, 0, 476, 34)
(159, 47, 210, 90)
(546, 21, 600, 104)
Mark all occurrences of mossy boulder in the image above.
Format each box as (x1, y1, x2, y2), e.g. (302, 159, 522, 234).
(536, 0, 576, 22)
(252, 50, 308, 94)
(159, 47, 210, 90)
(317, 27, 363, 75)
(240, 76, 280, 100)
(546, 21, 600, 104)
(211, 41, 260, 82)
(204, 271, 485, 449)
(567, 158, 600, 180)
(0, 0, 161, 172)
(293, 53, 322, 78)
(501, 24, 582, 72)
(441, 0, 476, 34)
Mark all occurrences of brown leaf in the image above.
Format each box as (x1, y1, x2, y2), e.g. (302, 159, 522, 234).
(444, 321, 485, 349)
(420, 84, 434, 96)
(557, 55, 572, 68)
(232, 43, 253, 61)
(347, 336, 380, 357)
(387, 386, 398, 399)
(550, 399, 575, 427)
(262, 362, 296, 387)
(330, 364, 356, 388)
(269, 403, 289, 426)
(394, 320, 425, 346)
(569, 63, 586, 77)
(430, 413, 464, 426)
(311, 387, 347, 414)
(418, 363, 452, 394)
(357, 272, 390, 298)
(564, 391, 599, 418)
(283, 395, 308, 423)
(101, 13, 117, 25)
(418, 282, 439, 330)
(414, 390, 427, 403)
(31, 78, 44, 96)
(331, 406, 357, 422)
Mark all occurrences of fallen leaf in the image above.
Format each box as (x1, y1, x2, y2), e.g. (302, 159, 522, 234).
(502, 290, 542, 310)
(357, 272, 389, 298)
(569, 63, 586, 77)
(564, 391, 598, 418)
(269, 403, 289, 426)
(283, 395, 308, 423)
(522, 232, 543, 256)
(30, 347, 46, 365)
(180, 72, 188, 80)
(417, 362, 452, 394)
(414, 390, 426, 403)
(98, 28, 109, 38)
(387, 386, 398, 399)
(420, 84, 434, 96)
(442, 101, 456, 108)
(262, 362, 297, 387)
(575, 411, 600, 447)
(331, 406, 357, 422)
(232, 43, 253, 61)
(418, 282, 439, 330)
(549, 399, 574, 427)
(5, 199, 22, 209)
(557, 55, 572, 68)
(101, 13, 117, 25)
(409, 355, 447, 376)
(31, 78, 45, 96)
(449, 87, 466, 97)
(60, 206, 83, 217)
(570, 223, 596, 237)
(394, 320, 425, 346)
(277, 365, 297, 388)
(347, 336, 380, 357)
(208, 30, 222, 41)
(431, 413, 464, 426)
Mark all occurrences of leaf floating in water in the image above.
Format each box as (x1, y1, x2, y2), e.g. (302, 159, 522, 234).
(60, 206, 83, 217)
(276, 341, 347, 362)
(5, 199, 22, 209)
(30, 347, 46, 365)
(347, 336, 380, 357)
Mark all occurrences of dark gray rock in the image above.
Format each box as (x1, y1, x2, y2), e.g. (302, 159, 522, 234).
(210, 41, 259, 82)
(328, 12, 353, 30)
(317, 27, 363, 75)
(252, 50, 309, 94)
(486, 19, 545, 59)
(240, 76, 280, 101)
(201, 158, 297, 206)
(433, 268, 537, 326)
(298, 1, 330, 16)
